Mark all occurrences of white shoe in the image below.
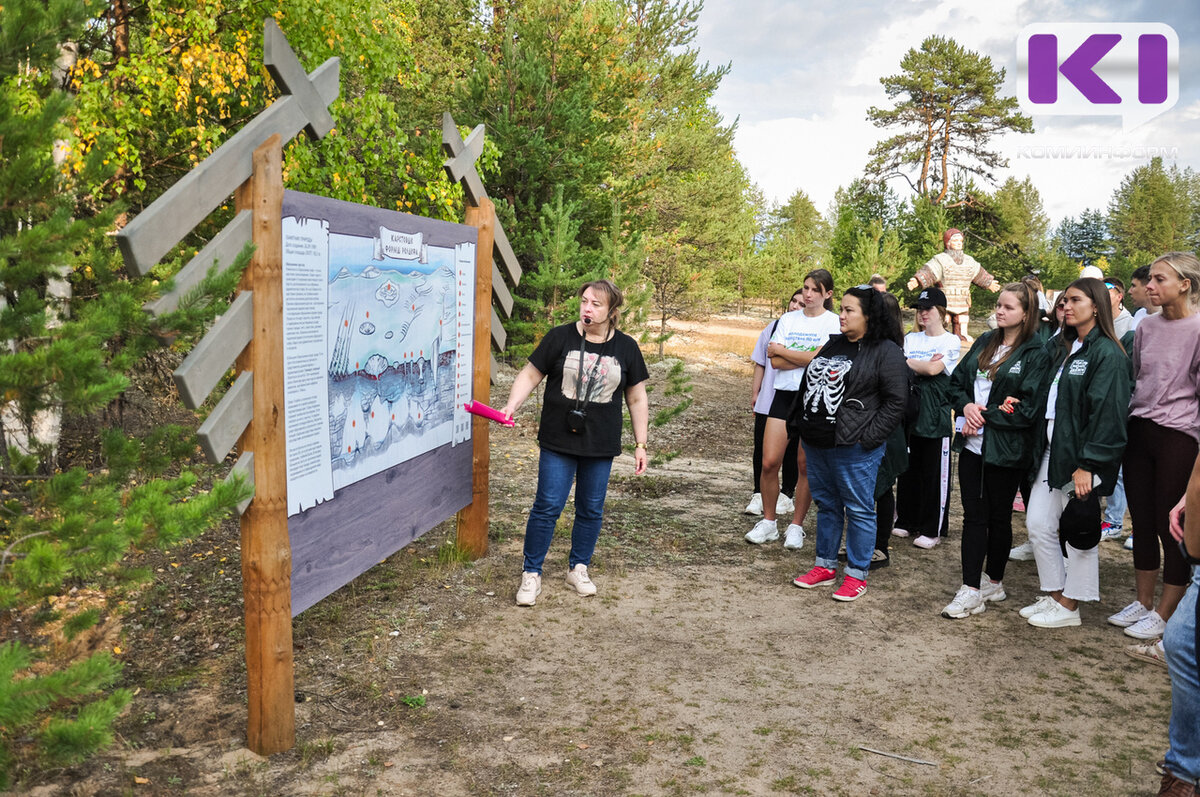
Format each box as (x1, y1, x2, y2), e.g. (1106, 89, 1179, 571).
(1009, 541, 1035, 561)
(1107, 600, 1151, 628)
(783, 524, 805, 550)
(744, 493, 764, 515)
(1124, 610, 1166, 640)
(979, 579, 1007, 603)
(745, 518, 779, 544)
(942, 585, 986, 619)
(1027, 600, 1081, 628)
(565, 564, 597, 597)
(891, 527, 910, 538)
(913, 535, 941, 549)
(1019, 595, 1056, 619)
(1123, 535, 1134, 551)
(776, 493, 795, 517)
(516, 572, 541, 606)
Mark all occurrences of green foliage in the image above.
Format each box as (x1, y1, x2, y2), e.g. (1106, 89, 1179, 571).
(1106, 157, 1200, 272)
(866, 35, 1032, 205)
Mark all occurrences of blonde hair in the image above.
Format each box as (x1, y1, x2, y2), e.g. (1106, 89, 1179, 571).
(1151, 252, 1200, 305)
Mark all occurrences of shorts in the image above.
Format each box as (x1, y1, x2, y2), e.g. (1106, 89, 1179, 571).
(768, 389, 798, 421)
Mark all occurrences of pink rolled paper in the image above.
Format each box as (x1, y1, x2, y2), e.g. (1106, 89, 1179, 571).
(463, 400, 515, 427)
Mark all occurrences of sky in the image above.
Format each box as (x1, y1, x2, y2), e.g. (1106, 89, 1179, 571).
(692, 0, 1200, 228)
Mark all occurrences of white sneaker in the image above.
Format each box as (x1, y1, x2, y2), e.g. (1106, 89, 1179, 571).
(1107, 600, 1151, 628)
(783, 524, 805, 550)
(1027, 599, 1081, 628)
(776, 493, 795, 517)
(891, 527, 910, 538)
(744, 492, 764, 515)
(979, 579, 1007, 603)
(1123, 535, 1134, 551)
(565, 564, 597, 597)
(942, 585, 986, 619)
(1124, 610, 1166, 640)
(1009, 541, 1035, 561)
(516, 572, 541, 606)
(1019, 595, 1056, 619)
(913, 535, 941, 549)
(745, 518, 779, 544)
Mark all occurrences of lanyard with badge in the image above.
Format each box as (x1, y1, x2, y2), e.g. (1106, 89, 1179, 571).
(566, 329, 610, 434)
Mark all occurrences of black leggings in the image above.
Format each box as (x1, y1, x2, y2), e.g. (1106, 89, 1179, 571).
(876, 488, 895, 555)
(752, 412, 799, 497)
(895, 435, 951, 538)
(958, 450, 1024, 588)
(1124, 417, 1197, 587)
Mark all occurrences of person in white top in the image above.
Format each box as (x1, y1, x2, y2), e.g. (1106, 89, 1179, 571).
(894, 287, 961, 549)
(746, 289, 804, 517)
(744, 269, 841, 549)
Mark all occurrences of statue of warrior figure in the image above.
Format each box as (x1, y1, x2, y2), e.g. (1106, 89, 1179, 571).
(906, 228, 1000, 341)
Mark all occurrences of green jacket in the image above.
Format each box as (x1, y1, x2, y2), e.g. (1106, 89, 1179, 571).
(1033, 326, 1132, 496)
(949, 331, 1051, 471)
(912, 371, 953, 439)
(875, 422, 909, 500)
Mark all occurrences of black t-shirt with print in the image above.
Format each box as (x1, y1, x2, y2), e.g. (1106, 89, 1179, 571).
(529, 323, 649, 458)
(796, 335, 861, 448)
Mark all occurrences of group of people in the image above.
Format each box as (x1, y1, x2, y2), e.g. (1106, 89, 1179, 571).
(493, 253, 1200, 795)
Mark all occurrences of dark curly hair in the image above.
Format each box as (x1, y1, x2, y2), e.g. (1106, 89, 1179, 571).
(842, 285, 895, 344)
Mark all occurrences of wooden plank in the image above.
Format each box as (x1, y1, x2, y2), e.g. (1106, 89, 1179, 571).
(490, 305, 506, 350)
(456, 197, 496, 559)
(443, 125, 484, 183)
(288, 443, 471, 615)
(263, 19, 334, 140)
(490, 353, 498, 383)
(145, 210, 253, 317)
(174, 291, 254, 409)
(493, 220, 523, 286)
(491, 261, 513, 317)
(197, 370, 253, 463)
(230, 451, 255, 516)
(116, 58, 339, 276)
(237, 135, 295, 756)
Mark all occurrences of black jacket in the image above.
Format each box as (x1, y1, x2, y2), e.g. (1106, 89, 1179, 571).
(791, 334, 909, 450)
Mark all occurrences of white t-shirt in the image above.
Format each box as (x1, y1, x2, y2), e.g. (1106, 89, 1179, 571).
(751, 323, 778, 416)
(964, 344, 1010, 455)
(769, 309, 841, 391)
(903, 330, 962, 375)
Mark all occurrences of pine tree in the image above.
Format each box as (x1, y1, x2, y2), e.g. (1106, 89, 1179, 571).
(0, 0, 249, 782)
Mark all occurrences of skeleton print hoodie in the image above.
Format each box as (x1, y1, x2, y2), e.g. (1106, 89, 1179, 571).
(791, 334, 909, 451)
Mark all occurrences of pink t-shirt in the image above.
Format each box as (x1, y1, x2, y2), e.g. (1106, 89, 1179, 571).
(1130, 311, 1200, 440)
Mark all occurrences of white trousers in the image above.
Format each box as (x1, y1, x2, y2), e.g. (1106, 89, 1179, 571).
(1025, 440, 1100, 602)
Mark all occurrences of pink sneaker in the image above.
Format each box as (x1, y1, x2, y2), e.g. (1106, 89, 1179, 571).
(832, 576, 867, 602)
(1012, 495, 1025, 512)
(793, 566, 836, 589)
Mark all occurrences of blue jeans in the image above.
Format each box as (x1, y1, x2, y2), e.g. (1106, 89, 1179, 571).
(1104, 467, 1127, 527)
(803, 441, 885, 581)
(522, 448, 613, 575)
(1164, 565, 1200, 784)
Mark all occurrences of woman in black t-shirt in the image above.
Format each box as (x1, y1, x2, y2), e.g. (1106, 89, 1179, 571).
(500, 279, 650, 607)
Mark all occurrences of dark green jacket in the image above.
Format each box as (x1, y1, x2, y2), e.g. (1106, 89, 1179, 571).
(875, 423, 909, 500)
(1033, 326, 1132, 496)
(911, 371, 953, 439)
(950, 331, 1050, 471)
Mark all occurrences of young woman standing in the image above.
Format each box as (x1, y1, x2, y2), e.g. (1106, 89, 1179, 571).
(746, 289, 804, 517)
(790, 286, 909, 601)
(893, 287, 960, 549)
(941, 282, 1048, 618)
(500, 280, 650, 606)
(745, 270, 840, 549)
(1021, 277, 1131, 628)
(1109, 252, 1200, 642)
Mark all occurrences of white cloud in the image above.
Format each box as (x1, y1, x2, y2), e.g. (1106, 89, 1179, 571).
(698, 0, 1200, 225)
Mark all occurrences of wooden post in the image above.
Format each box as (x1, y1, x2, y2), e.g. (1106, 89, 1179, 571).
(456, 197, 496, 558)
(234, 134, 295, 754)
